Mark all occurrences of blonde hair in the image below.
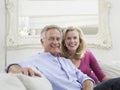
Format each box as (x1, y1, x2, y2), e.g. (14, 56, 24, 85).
(61, 26, 87, 60)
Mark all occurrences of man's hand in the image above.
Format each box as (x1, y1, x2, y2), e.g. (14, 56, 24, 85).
(82, 80, 94, 90)
(8, 64, 41, 77)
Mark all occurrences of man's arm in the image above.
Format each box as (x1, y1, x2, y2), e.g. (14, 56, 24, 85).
(82, 80, 94, 90)
(8, 64, 41, 77)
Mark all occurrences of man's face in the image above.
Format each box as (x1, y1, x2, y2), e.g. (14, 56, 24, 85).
(41, 29, 61, 56)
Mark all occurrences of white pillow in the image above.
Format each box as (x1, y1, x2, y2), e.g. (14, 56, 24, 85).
(16, 74, 52, 90)
(0, 73, 52, 90)
(0, 73, 26, 90)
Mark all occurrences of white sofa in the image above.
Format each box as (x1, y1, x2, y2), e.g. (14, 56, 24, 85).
(0, 61, 120, 90)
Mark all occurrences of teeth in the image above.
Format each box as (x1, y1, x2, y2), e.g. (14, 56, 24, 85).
(69, 44, 76, 47)
(70, 44, 75, 46)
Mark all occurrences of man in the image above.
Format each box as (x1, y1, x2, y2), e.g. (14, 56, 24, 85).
(6, 25, 94, 90)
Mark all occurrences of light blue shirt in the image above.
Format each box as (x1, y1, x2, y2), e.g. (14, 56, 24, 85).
(8, 52, 94, 90)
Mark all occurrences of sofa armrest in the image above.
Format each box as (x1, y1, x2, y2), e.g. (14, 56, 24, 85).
(99, 61, 120, 78)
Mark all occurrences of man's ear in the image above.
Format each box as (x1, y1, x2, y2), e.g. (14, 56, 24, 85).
(40, 39, 43, 45)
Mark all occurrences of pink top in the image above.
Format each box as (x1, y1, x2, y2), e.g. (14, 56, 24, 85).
(78, 49, 106, 84)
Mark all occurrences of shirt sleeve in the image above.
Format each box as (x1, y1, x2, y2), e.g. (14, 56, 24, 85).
(63, 57, 95, 85)
(66, 58, 95, 85)
(75, 68, 95, 85)
(5, 55, 37, 73)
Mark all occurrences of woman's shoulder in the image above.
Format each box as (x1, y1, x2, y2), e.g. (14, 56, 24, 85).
(83, 49, 96, 60)
(85, 49, 98, 62)
(86, 49, 93, 55)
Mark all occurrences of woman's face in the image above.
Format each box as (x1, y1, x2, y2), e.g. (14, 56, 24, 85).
(64, 30, 80, 53)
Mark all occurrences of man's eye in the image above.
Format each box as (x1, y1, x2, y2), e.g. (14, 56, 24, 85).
(57, 38, 60, 41)
(49, 38, 54, 40)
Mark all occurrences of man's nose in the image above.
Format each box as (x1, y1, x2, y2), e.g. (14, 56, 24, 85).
(53, 39, 59, 43)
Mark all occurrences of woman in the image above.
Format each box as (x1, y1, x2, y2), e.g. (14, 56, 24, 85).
(61, 27, 120, 90)
(61, 26, 110, 84)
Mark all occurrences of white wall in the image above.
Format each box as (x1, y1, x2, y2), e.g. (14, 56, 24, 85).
(0, 0, 6, 72)
(0, 0, 120, 70)
(91, 0, 120, 62)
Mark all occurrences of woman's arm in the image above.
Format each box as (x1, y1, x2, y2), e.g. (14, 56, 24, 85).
(89, 50, 111, 82)
(102, 76, 111, 82)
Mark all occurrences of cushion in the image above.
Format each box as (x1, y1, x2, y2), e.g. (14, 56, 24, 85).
(0, 73, 26, 90)
(0, 73, 52, 90)
(16, 74, 52, 90)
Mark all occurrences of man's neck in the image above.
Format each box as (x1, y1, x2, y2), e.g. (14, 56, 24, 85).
(44, 50, 60, 57)
(50, 52, 60, 57)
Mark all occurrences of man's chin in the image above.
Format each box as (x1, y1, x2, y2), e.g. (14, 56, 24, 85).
(51, 51, 60, 56)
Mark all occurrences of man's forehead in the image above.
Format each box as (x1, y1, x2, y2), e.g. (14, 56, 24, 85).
(46, 34, 61, 39)
(46, 29, 61, 35)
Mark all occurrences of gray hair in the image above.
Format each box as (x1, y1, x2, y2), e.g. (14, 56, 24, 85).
(40, 25, 62, 39)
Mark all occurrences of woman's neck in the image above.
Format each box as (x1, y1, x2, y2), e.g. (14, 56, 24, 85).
(71, 58, 81, 68)
(69, 51, 76, 57)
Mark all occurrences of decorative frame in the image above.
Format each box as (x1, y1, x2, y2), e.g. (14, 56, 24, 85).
(6, 0, 112, 49)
